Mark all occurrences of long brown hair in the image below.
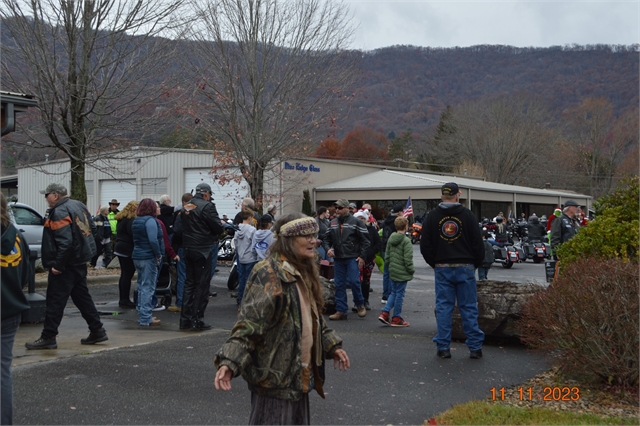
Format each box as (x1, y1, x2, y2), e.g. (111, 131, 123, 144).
(271, 213, 324, 312)
(115, 200, 139, 220)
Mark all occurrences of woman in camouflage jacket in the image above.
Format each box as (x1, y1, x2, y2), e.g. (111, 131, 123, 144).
(215, 213, 350, 425)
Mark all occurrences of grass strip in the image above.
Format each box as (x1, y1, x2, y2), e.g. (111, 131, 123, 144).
(432, 400, 639, 425)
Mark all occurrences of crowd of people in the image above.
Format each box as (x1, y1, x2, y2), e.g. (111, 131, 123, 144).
(1, 179, 588, 425)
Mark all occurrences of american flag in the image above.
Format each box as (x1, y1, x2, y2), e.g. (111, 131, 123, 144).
(403, 197, 413, 217)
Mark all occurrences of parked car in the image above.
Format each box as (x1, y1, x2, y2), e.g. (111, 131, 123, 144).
(8, 201, 44, 258)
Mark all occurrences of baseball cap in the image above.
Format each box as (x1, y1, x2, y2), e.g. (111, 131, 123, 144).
(391, 203, 404, 213)
(195, 183, 213, 196)
(441, 182, 461, 196)
(334, 199, 350, 208)
(39, 183, 68, 196)
(348, 203, 357, 209)
(564, 200, 581, 207)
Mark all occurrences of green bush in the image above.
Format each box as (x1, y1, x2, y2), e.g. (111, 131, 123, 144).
(557, 176, 639, 265)
(520, 258, 639, 387)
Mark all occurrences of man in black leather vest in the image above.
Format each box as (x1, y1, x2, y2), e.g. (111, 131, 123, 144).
(176, 183, 224, 331)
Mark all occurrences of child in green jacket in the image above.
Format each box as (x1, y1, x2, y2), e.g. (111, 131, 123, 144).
(379, 216, 415, 327)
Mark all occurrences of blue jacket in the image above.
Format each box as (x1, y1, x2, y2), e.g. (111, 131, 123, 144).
(131, 216, 164, 260)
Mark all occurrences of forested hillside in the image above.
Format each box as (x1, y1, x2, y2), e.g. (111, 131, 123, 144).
(340, 44, 638, 139)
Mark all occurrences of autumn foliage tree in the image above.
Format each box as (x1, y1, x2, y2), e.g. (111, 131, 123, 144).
(339, 126, 388, 163)
(315, 138, 341, 159)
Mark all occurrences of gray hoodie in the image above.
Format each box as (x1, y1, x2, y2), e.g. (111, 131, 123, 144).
(252, 229, 275, 261)
(234, 223, 257, 264)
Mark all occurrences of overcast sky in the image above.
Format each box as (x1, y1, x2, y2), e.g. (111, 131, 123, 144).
(346, 0, 639, 50)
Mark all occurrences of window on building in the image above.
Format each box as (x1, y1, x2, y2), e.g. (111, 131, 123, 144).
(142, 178, 168, 195)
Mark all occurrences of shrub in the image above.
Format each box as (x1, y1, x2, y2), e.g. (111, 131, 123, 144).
(519, 258, 639, 387)
(557, 176, 639, 265)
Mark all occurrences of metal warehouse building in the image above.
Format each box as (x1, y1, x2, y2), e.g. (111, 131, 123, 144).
(14, 147, 590, 220)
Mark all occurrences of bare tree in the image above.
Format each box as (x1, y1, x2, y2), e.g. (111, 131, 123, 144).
(186, 0, 358, 204)
(431, 95, 560, 186)
(565, 98, 639, 198)
(1, 0, 190, 202)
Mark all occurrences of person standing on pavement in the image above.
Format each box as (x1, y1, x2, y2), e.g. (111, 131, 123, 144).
(420, 182, 484, 359)
(550, 200, 582, 257)
(214, 213, 350, 425)
(353, 210, 381, 311)
(378, 216, 414, 327)
(26, 183, 108, 350)
(322, 198, 370, 320)
(132, 199, 165, 326)
(168, 193, 193, 313)
(157, 194, 175, 241)
(114, 200, 139, 308)
(107, 199, 120, 251)
(90, 206, 112, 268)
(380, 204, 404, 304)
(177, 183, 224, 331)
(1, 193, 31, 425)
(234, 208, 258, 308)
(314, 206, 330, 261)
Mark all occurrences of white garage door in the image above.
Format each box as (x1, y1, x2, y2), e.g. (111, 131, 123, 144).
(184, 169, 248, 218)
(101, 180, 136, 209)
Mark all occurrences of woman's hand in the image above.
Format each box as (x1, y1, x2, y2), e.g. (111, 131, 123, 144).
(214, 365, 233, 391)
(332, 349, 350, 371)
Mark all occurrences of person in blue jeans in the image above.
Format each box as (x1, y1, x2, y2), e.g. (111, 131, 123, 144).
(234, 208, 257, 307)
(169, 193, 193, 312)
(378, 216, 414, 327)
(322, 198, 371, 320)
(131, 198, 164, 326)
(380, 204, 404, 303)
(421, 182, 485, 359)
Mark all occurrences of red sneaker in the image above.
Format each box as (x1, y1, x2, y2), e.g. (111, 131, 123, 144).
(378, 311, 390, 325)
(390, 316, 409, 327)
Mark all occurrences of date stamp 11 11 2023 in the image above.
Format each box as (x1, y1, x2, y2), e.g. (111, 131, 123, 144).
(490, 386, 581, 402)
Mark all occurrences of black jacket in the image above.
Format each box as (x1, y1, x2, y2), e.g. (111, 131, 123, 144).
(322, 213, 370, 259)
(178, 195, 224, 251)
(381, 214, 398, 250)
(42, 197, 97, 271)
(93, 213, 112, 240)
(158, 204, 175, 236)
(315, 217, 329, 243)
(550, 213, 579, 251)
(420, 202, 484, 268)
(525, 220, 546, 242)
(114, 216, 135, 257)
(1, 223, 31, 320)
(364, 224, 382, 263)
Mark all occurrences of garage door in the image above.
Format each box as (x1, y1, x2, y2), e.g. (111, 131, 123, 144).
(184, 169, 247, 218)
(101, 180, 136, 209)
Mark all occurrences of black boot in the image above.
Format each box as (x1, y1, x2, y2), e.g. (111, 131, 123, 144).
(361, 282, 371, 310)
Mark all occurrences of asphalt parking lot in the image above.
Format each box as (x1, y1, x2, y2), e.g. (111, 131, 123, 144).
(12, 245, 550, 425)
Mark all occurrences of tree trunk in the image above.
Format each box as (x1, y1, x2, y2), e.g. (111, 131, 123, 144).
(246, 161, 265, 210)
(70, 156, 87, 204)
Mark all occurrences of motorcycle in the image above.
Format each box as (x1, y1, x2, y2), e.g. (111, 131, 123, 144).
(485, 228, 522, 269)
(515, 237, 550, 263)
(218, 223, 239, 290)
(410, 222, 422, 244)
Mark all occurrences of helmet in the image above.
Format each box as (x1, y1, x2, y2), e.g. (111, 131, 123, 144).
(195, 183, 212, 195)
(496, 216, 503, 223)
